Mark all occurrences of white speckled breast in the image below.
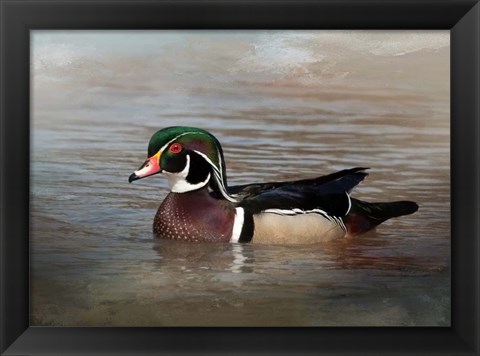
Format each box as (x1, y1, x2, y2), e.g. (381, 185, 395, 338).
(153, 189, 235, 242)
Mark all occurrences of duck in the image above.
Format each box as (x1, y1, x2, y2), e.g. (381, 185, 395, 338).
(129, 126, 418, 244)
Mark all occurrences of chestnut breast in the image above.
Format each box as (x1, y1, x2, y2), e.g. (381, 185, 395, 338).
(153, 189, 235, 242)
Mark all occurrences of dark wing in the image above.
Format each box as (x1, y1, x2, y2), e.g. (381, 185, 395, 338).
(236, 168, 369, 217)
(226, 167, 369, 199)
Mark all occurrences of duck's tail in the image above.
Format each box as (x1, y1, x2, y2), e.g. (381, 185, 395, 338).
(344, 198, 418, 236)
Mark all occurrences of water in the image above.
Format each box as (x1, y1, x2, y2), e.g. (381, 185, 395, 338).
(30, 31, 450, 326)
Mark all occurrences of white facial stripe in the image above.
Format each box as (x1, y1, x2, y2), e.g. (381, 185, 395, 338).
(193, 150, 237, 203)
(230, 207, 245, 243)
(169, 172, 211, 193)
(164, 154, 211, 193)
(158, 131, 212, 157)
(217, 149, 224, 182)
(193, 150, 220, 174)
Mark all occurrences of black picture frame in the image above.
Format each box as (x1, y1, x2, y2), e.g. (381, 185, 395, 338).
(1, 0, 479, 355)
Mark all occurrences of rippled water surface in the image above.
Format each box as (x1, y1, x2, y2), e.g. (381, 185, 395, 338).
(31, 31, 450, 326)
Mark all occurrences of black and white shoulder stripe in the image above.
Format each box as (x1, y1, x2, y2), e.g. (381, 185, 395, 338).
(230, 207, 254, 243)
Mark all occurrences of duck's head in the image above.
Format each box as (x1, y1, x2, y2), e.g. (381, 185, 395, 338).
(129, 126, 236, 202)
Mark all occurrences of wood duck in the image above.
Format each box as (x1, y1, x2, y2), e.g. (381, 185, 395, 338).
(129, 126, 418, 244)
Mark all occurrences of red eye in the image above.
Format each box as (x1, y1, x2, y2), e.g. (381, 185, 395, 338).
(169, 143, 183, 154)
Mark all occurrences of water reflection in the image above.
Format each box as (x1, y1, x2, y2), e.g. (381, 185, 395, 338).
(151, 240, 254, 274)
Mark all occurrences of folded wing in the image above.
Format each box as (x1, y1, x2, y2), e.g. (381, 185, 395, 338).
(234, 167, 369, 218)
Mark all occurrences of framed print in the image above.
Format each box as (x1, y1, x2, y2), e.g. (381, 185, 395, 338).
(1, 1, 479, 355)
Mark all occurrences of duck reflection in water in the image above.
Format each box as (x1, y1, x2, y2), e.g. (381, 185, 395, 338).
(152, 240, 255, 274)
